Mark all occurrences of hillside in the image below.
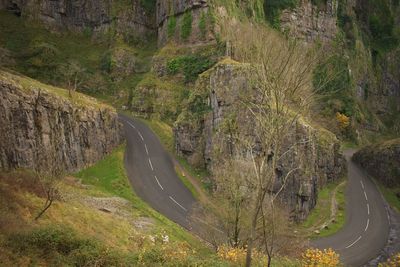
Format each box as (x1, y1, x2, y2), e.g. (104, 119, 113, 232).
(0, 0, 399, 266)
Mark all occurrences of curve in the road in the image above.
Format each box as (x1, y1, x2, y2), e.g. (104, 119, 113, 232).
(119, 114, 196, 229)
(120, 115, 391, 266)
(312, 149, 390, 266)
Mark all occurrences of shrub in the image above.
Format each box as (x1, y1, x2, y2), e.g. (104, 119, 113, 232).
(199, 11, 207, 40)
(181, 12, 193, 40)
(167, 16, 177, 38)
(378, 253, 400, 267)
(140, 0, 156, 13)
(7, 225, 136, 266)
(336, 112, 350, 129)
(264, 0, 298, 28)
(302, 248, 340, 266)
(313, 52, 355, 117)
(166, 55, 216, 82)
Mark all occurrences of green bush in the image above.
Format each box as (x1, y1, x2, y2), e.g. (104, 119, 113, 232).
(199, 11, 207, 40)
(264, 0, 298, 28)
(181, 12, 193, 40)
(167, 16, 177, 38)
(166, 55, 216, 83)
(7, 225, 136, 266)
(140, 0, 156, 13)
(313, 53, 356, 117)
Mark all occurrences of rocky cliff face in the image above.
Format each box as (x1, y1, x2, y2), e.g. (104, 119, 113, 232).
(0, 0, 155, 41)
(0, 70, 122, 174)
(156, 0, 214, 46)
(280, 0, 338, 42)
(174, 60, 344, 220)
(353, 139, 400, 187)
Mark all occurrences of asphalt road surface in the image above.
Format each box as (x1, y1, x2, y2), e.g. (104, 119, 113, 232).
(119, 114, 196, 229)
(120, 115, 390, 266)
(312, 149, 390, 266)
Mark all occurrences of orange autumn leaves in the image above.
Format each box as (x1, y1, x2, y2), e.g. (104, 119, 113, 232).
(302, 248, 340, 267)
(217, 246, 342, 266)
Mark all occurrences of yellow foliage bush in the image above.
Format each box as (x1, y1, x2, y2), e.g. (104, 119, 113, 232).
(378, 253, 400, 267)
(217, 245, 269, 266)
(302, 248, 340, 267)
(335, 112, 350, 130)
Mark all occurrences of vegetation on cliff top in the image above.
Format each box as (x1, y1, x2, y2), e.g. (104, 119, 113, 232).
(0, 70, 111, 109)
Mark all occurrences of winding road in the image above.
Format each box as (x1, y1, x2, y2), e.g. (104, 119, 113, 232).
(120, 115, 391, 266)
(312, 150, 390, 266)
(119, 114, 196, 229)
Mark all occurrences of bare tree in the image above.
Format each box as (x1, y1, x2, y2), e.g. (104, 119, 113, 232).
(203, 18, 319, 266)
(60, 60, 86, 97)
(34, 172, 61, 221)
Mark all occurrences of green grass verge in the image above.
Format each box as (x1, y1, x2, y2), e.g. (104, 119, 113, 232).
(75, 145, 211, 254)
(134, 116, 211, 194)
(174, 166, 199, 199)
(298, 181, 347, 238)
(377, 183, 400, 213)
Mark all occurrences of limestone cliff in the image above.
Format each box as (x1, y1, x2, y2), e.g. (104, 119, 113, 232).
(353, 139, 400, 187)
(280, 0, 338, 43)
(174, 60, 344, 220)
(0, 70, 122, 174)
(156, 0, 214, 46)
(0, 0, 155, 41)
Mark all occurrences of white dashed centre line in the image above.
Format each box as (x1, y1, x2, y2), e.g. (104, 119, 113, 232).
(148, 158, 154, 171)
(169, 196, 187, 212)
(127, 122, 136, 129)
(364, 191, 368, 201)
(138, 131, 144, 141)
(360, 180, 365, 190)
(367, 203, 370, 215)
(144, 144, 149, 155)
(365, 218, 369, 232)
(345, 236, 362, 249)
(154, 175, 164, 190)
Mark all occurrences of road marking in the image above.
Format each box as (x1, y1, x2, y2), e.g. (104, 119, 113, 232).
(365, 218, 369, 232)
(367, 203, 370, 215)
(148, 158, 154, 171)
(144, 144, 149, 155)
(138, 131, 144, 141)
(364, 191, 368, 201)
(169, 196, 187, 212)
(345, 236, 362, 249)
(360, 180, 365, 189)
(154, 175, 164, 190)
(127, 121, 136, 129)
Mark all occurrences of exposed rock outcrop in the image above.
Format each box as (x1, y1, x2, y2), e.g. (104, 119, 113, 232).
(353, 139, 400, 187)
(280, 0, 338, 43)
(174, 60, 344, 220)
(0, 70, 122, 174)
(156, 0, 214, 46)
(0, 0, 155, 41)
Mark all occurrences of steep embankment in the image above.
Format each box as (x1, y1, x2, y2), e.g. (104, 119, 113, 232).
(0, 70, 122, 173)
(353, 139, 400, 187)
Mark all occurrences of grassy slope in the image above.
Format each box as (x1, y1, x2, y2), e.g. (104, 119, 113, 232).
(298, 181, 347, 238)
(0, 146, 229, 266)
(0, 70, 109, 109)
